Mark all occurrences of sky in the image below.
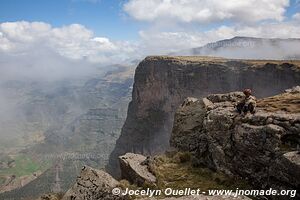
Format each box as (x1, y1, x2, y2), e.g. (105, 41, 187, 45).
(0, 0, 300, 66)
(0, 0, 142, 40)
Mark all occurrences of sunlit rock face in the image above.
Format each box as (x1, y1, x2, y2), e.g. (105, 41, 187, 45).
(107, 56, 300, 177)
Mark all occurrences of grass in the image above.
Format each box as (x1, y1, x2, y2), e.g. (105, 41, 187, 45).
(119, 152, 251, 199)
(0, 176, 6, 184)
(257, 92, 300, 113)
(151, 152, 250, 192)
(0, 154, 49, 177)
(146, 56, 300, 66)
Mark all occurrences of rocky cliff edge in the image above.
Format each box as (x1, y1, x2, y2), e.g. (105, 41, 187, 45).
(171, 86, 300, 198)
(108, 56, 300, 177)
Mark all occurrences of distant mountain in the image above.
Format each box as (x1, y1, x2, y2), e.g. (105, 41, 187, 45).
(174, 37, 300, 60)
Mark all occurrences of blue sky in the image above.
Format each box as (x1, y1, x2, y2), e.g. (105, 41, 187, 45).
(0, 0, 299, 41)
(0, 0, 143, 40)
(287, 0, 300, 16)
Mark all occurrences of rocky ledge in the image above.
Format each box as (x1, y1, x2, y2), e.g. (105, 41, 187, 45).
(119, 153, 156, 187)
(59, 159, 251, 200)
(62, 166, 128, 200)
(171, 86, 300, 199)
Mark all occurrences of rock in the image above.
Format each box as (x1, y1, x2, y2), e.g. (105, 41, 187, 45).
(0, 171, 42, 194)
(119, 153, 156, 187)
(285, 85, 300, 94)
(171, 89, 300, 199)
(283, 151, 300, 165)
(62, 166, 128, 200)
(107, 56, 300, 177)
(36, 193, 61, 200)
(181, 97, 199, 107)
(206, 92, 245, 103)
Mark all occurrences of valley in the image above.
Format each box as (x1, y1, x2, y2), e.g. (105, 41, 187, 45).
(0, 65, 134, 199)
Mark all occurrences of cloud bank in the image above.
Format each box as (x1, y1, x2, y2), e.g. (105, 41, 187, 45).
(0, 21, 136, 64)
(122, 0, 300, 55)
(124, 0, 289, 23)
(0, 0, 299, 75)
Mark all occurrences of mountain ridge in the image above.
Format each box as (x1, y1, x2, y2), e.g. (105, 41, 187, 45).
(173, 37, 300, 60)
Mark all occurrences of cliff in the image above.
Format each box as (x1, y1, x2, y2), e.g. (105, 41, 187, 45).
(108, 56, 300, 176)
(171, 88, 300, 199)
(36, 87, 300, 199)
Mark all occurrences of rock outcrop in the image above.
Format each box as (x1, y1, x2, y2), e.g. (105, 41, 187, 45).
(0, 171, 42, 194)
(37, 193, 61, 200)
(119, 153, 156, 186)
(61, 160, 252, 200)
(171, 88, 300, 199)
(62, 166, 127, 200)
(108, 56, 300, 176)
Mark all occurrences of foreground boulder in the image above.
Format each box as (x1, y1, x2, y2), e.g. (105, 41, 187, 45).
(171, 88, 300, 199)
(61, 161, 251, 200)
(62, 166, 127, 200)
(119, 153, 156, 186)
(37, 193, 61, 200)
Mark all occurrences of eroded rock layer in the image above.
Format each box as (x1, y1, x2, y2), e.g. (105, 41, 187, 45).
(108, 56, 300, 176)
(171, 88, 300, 199)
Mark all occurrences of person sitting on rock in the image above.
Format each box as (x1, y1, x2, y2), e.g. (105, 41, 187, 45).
(237, 89, 256, 115)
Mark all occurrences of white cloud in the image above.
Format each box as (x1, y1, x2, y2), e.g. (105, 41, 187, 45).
(211, 22, 300, 39)
(293, 12, 300, 21)
(0, 21, 135, 64)
(137, 22, 300, 55)
(1, 19, 299, 73)
(123, 0, 289, 24)
(138, 31, 206, 54)
(0, 21, 51, 43)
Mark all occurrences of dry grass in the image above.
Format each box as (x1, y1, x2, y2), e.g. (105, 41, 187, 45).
(118, 152, 251, 199)
(257, 93, 300, 113)
(151, 153, 250, 193)
(145, 56, 300, 67)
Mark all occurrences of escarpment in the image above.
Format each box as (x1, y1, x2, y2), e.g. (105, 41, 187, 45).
(171, 88, 300, 199)
(108, 56, 300, 176)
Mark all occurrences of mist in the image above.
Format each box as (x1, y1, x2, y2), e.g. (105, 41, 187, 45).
(179, 37, 300, 60)
(0, 47, 113, 145)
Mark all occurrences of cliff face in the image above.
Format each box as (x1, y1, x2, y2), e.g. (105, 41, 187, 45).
(108, 56, 300, 176)
(170, 88, 300, 199)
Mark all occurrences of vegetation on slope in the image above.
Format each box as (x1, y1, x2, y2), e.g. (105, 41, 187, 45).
(257, 92, 300, 113)
(120, 151, 251, 199)
(0, 154, 48, 177)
